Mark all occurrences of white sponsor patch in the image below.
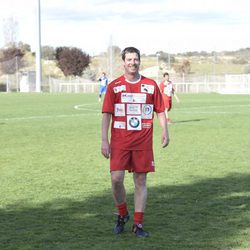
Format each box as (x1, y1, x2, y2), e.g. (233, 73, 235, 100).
(127, 115, 142, 130)
(121, 93, 146, 103)
(142, 123, 152, 129)
(164, 85, 172, 96)
(114, 121, 126, 129)
(113, 85, 126, 93)
(141, 84, 155, 94)
(127, 104, 141, 115)
(114, 104, 125, 116)
(141, 104, 153, 119)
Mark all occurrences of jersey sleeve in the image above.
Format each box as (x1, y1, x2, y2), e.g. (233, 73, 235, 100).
(102, 84, 114, 114)
(154, 83, 165, 113)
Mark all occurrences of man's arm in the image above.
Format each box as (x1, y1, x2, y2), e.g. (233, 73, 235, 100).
(101, 113, 112, 158)
(172, 87, 180, 103)
(156, 112, 170, 148)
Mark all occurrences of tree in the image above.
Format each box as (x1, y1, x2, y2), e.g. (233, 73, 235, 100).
(55, 47, 90, 77)
(173, 59, 191, 75)
(0, 47, 25, 74)
(17, 41, 31, 52)
(42, 46, 56, 60)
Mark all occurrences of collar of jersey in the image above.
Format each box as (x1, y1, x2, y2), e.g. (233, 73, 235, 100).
(124, 75, 142, 84)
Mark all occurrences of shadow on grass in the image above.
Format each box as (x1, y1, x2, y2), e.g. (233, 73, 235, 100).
(0, 173, 249, 249)
(172, 118, 206, 124)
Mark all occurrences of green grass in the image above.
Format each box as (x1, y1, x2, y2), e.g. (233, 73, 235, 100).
(0, 92, 250, 249)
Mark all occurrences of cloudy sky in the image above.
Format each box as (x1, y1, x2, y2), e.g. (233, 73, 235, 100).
(0, 0, 250, 55)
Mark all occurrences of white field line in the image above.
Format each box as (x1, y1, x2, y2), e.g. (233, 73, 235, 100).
(0, 103, 101, 122)
(74, 103, 100, 111)
(0, 113, 100, 122)
(1, 103, 249, 122)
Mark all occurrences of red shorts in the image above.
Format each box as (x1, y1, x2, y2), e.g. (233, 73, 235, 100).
(163, 97, 172, 111)
(110, 148, 155, 173)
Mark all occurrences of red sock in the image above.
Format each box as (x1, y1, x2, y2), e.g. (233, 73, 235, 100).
(133, 212, 144, 225)
(116, 203, 128, 217)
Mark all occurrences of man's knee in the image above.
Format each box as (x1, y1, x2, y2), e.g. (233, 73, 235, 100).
(134, 174, 147, 189)
(111, 171, 124, 187)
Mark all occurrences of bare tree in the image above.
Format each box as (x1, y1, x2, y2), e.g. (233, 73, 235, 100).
(0, 47, 25, 74)
(3, 17, 19, 47)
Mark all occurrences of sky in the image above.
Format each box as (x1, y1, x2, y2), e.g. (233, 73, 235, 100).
(0, 0, 250, 56)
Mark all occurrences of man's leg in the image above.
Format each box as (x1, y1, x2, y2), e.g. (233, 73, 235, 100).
(132, 173, 149, 237)
(165, 109, 171, 124)
(111, 170, 129, 234)
(111, 170, 126, 204)
(133, 173, 147, 212)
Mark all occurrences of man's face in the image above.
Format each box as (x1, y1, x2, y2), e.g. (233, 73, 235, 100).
(123, 52, 140, 74)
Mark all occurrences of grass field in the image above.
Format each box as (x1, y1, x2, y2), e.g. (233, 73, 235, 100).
(0, 92, 250, 249)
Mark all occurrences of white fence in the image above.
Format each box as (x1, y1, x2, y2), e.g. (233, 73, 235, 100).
(3, 74, 249, 94)
(48, 74, 250, 94)
(49, 81, 99, 93)
(173, 74, 250, 94)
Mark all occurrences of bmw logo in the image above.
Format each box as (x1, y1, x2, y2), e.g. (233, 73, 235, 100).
(129, 117, 140, 128)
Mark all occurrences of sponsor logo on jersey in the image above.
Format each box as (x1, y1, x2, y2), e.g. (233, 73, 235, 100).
(127, 115, 142, 130)
(113, 85, 126, 93)
(141, 84, 154, 94)
(141, 104, 153, 119)
(127, 104, 141, 115)
(142, 123, 152, 129)
(114, 121, 126, 129)
(121, 93, 146, 103)
(114, 103, 125, 116)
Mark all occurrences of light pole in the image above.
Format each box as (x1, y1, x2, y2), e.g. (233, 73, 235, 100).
(109, 35, 113, 81)
(36, 0, 42, 92)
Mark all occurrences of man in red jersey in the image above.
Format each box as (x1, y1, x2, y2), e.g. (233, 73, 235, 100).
(101, 47, 169, 238)
(159, 72, 180, 124)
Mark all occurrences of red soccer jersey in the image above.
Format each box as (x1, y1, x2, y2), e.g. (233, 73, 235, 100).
(102, 75, 165, 150)
(159, 80, 174, 110)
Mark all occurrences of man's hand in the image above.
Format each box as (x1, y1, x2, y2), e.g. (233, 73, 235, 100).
(101, 140, 110, 159)
(101, 113, 111, 158)
(156, 112, 170, 148)
(162, 130, 170, 148)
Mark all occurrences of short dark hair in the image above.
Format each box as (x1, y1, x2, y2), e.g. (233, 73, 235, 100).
(121, 47, 140, 61)
(163, 72, 169, 77)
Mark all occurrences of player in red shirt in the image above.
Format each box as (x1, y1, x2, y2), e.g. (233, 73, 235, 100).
(101, 47, 170, 237)
(159, 72, 180, 124)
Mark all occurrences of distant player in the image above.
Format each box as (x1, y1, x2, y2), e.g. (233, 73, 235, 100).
(98, 72, 108, 102)
(159, 72, 180, 124)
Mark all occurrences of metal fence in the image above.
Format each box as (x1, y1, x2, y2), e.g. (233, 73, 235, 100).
(1, 72, 250, 94)
(48, 77, 99, 93)
(173, 74, 250, 94)
(47, 74, 250, 94)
